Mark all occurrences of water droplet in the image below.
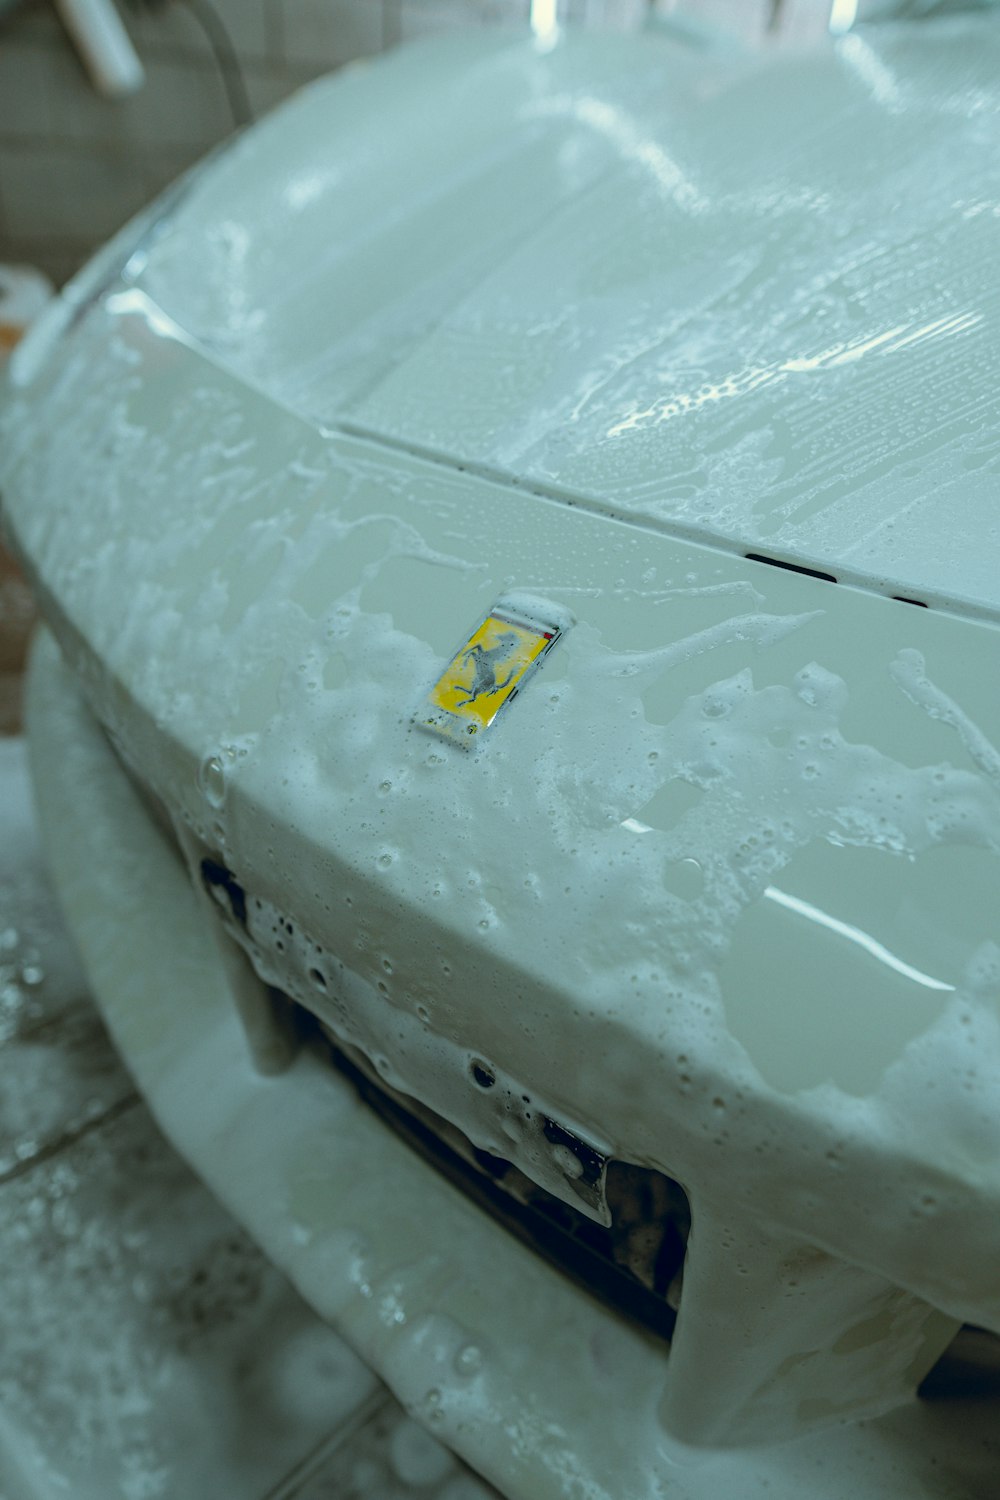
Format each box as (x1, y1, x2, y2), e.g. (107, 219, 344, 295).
(199, 755, 226, 808)
(454, 1343, 482, 1376)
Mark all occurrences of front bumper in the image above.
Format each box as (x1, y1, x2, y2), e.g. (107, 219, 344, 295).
(26, 630, 1000, 1500)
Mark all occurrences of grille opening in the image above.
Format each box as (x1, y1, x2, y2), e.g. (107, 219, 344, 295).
(201, 858, 248, 928)
(745, 553, 838, 584)
(185, 849, 692, 1342)
(81, 768, 997, 1398)
(919, 1325, 1000, 1403)
(300, 1015, 690, 1345)
(470, 1059, 496, 1090)
(892, 595, 928, 608)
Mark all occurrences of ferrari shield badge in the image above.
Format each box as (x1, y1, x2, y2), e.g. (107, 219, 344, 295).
(419, 594, 570, 746)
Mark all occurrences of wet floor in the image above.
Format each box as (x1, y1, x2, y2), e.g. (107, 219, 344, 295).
(0, 734, 499, 1500)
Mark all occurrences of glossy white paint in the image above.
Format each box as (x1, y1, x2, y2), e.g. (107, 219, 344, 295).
(3, 16, 1000, 1490)
(129, 25, 1000, 617)
(25, 634, 1000, 1500)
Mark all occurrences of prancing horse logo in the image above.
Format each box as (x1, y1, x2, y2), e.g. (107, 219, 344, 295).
(454, 630, 520, 705)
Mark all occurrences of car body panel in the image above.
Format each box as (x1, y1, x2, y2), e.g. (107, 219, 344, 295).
(5, 283, 1000, 1298)
(131, 26, 1000, 616)
(3, 15, 1000, 1471)
(24, 631, 1000, 1498)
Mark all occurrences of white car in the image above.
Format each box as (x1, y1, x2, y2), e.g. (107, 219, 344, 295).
(2, 12, 999, 1498)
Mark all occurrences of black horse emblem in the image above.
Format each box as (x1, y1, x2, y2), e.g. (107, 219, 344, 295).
(455, 630, 521, 705)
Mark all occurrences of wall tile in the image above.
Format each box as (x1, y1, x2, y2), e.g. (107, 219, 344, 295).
(0, 141, 149, 244)
(398, 0, 488, 40)
(1, 239, 90, 286)
(396, 0, 526, 41)
(123, 0, 273, 65)
(0, 39, 232, 151)
(204, 0, 273, 59)
(480, 0, 528, 22)
(0, 0, 619, 289)
(278, 0, 385, 69)
(243, 59, 314, 122)
(0, 0, 63, 45)
(0, 43, 59, 141)
(116, 54, 236, 147)
(37, 40, 148, 144)
(138, 139, 212, 200)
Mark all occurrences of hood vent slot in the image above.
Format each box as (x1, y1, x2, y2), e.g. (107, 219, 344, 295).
(745, 553, 838, 584)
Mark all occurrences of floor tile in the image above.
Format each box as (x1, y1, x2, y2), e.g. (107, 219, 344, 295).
(0, 737, 90, 1044)
(286, 1397, 501, 1500)
(0, 1103, 380, 1500)
(0, 999, 136, 1182)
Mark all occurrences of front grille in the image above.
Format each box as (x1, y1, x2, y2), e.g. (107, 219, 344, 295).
(125, 813, 1000, 1400)
(188, 850, 693, 1341)
(309, 1017, 690, 1346)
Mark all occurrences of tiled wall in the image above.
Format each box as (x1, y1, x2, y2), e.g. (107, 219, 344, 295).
(0, 0, 556, 286)
(0, 0, 831, 288)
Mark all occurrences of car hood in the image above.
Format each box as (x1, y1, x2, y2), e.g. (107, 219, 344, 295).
(129, 23, 1000, 617)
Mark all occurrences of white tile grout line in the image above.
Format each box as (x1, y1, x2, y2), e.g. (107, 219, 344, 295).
(0, 1090, 140, 1188)
(258, 1386, 395, 1500)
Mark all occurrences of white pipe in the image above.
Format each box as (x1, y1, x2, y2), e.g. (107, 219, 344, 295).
(53, 0, 145, 98)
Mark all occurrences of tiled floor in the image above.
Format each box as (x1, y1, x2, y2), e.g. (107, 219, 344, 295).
(0, 735, 500, 1500)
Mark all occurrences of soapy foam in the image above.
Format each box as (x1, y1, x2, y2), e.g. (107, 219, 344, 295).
(5, 301, 1000, 1340)
(24, 636, 1000, 1496)
(4, 18, 1000, 1466)
(91, 24, 1000, 617)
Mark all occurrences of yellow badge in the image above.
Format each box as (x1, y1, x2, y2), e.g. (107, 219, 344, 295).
(420, 597, 568, 746)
